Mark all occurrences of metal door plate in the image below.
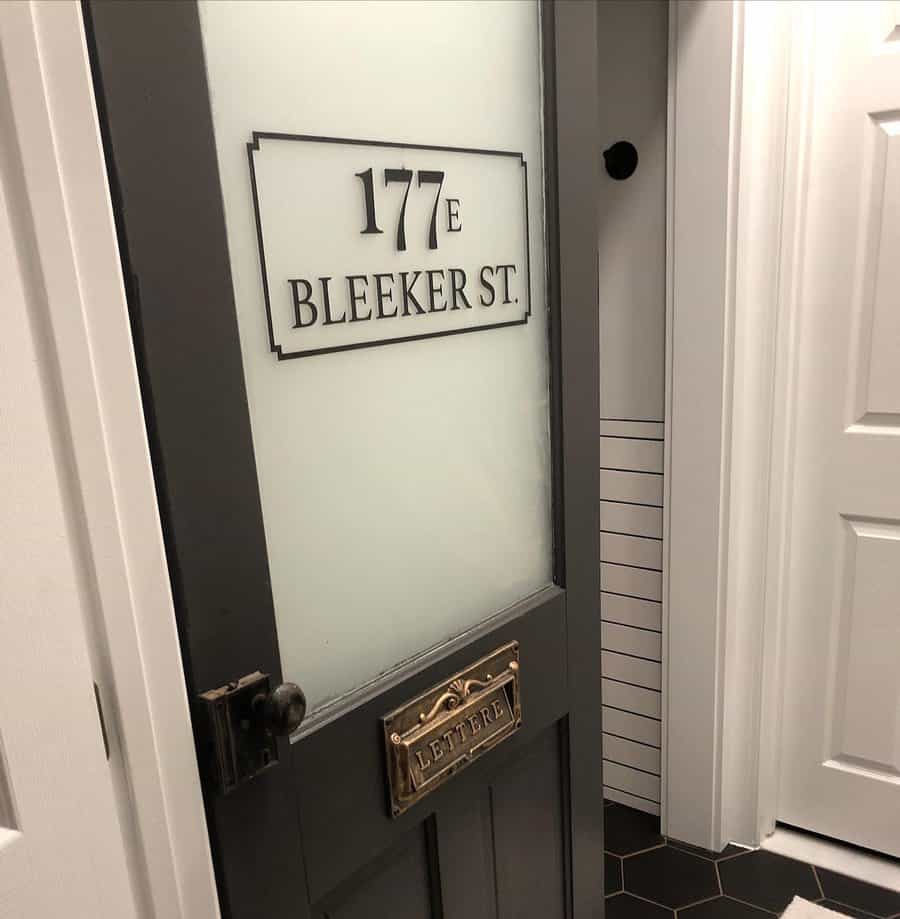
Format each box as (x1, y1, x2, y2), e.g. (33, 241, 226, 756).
(382, 642, 521, 817)
(197, 671, 279, 795)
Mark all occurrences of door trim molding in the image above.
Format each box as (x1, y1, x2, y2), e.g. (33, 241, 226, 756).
(665, 0, 810, 851)
(665, 0, 743, 852)
(749, 2, 815, 847)
(7, 3, 218, 916)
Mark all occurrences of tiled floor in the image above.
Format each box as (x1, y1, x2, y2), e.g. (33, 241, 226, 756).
(604, 801, 900, 918)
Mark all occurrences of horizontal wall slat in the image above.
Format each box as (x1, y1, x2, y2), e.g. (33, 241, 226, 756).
(600, 593, 662, 631)
(602, 706, 661, 748)
(600, 563, 662, 601)
(599, 420, 665, 440)
(599, 469, 663, 506)
(602, 651, 661, 690)
(600, 532, 662, 570)
(600, 437, 664, 473)
(603, 786, 661, 816)
(602, 678, 661, 719)
(599, 420, 666, 806)
(599, 501, 663, 538)
(603, 761, 660, 802)
(601, 622, 662, 660)
(603, 734, 661, 774)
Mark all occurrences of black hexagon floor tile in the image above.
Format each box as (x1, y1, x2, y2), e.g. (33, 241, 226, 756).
(680, 896, 775, 917)
(815, 868, 900, 918)
(605, 893, 673, 918)
(718, 851, 820, 914)
(602, 801, 899, 919)
(817, 899, 884, 919)
(605, 853, 623, 895)
(604, 803, 664, 856)
(624, 844, 720, 909)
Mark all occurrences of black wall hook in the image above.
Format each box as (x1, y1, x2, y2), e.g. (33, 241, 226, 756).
(603, 141, 639, 181)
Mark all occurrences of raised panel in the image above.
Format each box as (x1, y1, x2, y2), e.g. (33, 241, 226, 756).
(599, 469, 663, 506)
(599, 501, 663, 538)
(600, 437, 664, 473)
(828, 518, 900, 777)
(490, 728, 566, 919)
(319, 824, 439, 919)
(851, 112, 900, 426)
(600, 532, 662, 569)
(600, 593, 662, 631)
(602, 706, 661, 748)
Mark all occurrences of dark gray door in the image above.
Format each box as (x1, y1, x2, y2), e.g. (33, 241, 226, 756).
(85, 2, 602, 916)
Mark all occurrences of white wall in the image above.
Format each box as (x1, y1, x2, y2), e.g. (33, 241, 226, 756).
(597, 0, 669, 817)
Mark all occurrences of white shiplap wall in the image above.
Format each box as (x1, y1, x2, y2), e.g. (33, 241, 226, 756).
(599, 421, 663, 815)
(596, 0, 668, 817)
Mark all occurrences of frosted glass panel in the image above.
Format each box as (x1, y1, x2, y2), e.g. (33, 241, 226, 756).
(199, 0, 552, 714)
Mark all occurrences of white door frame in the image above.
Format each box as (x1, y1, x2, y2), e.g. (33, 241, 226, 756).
(664, 0, 815, 851)
(2, 2, 219, 916)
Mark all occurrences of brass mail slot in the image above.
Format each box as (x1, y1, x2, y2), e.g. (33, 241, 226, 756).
(382, 642, 521, 817)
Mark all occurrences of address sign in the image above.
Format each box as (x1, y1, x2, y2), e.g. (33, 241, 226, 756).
(247, 133, 532, 359)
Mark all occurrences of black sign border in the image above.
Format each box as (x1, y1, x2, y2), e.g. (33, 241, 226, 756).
(247, 132, 532, 360)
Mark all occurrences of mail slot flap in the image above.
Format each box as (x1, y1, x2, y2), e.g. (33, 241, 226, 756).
(405, 680, 517, 792)
(382, 641, 522, 817)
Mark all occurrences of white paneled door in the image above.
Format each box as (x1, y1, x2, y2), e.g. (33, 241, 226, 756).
(778, 1, 900, 857)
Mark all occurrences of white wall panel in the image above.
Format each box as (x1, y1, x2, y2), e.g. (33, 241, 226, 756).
(603, 706, 661, 748)
(600, 564, 662, 602)
(600, 593, 662, 631)
(600, 532, 663, 569)
(600, 437, 664, 474)
(603, 734, 662, 775)
(598, 420, 664, 811)
(595, 0, 667, 818)
(602, 678, 661, 719)
(602, 651, 661, 691)
(600, 469, 663, 506)
(600, 420, 665, 440)
(599, 501, 663, 538)
(603, 761, 660, 802)
(602, 622, 662, 660)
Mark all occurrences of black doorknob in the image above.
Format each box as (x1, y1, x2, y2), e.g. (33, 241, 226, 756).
(603, 140, 639, 180)
(254, 682, 307, 736)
